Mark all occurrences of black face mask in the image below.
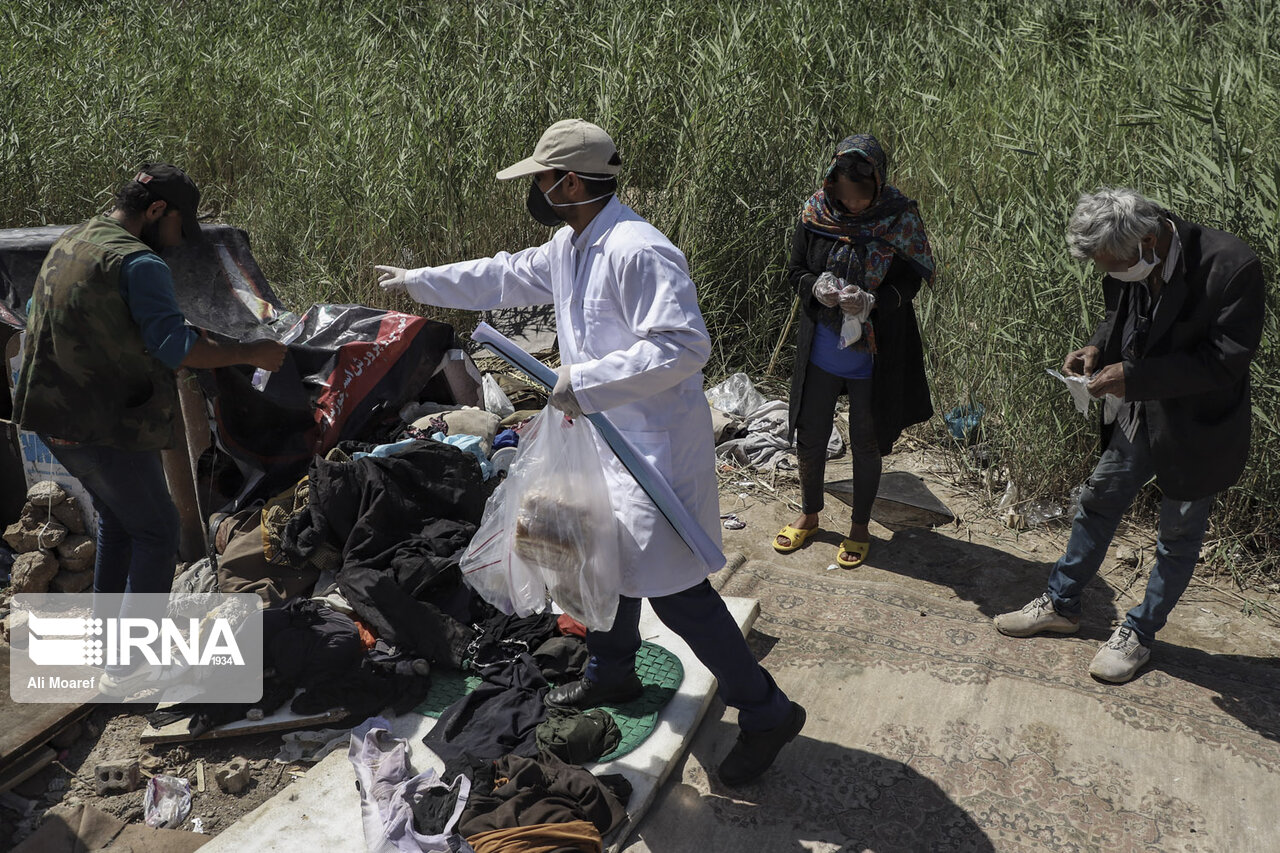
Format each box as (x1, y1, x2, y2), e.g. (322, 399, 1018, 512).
(526, 180, 564, 227)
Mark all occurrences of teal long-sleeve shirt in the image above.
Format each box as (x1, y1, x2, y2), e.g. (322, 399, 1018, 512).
(117, 252, 198, 369)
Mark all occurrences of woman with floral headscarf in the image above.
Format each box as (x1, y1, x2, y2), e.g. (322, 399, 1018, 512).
(773, 134, 934, 567)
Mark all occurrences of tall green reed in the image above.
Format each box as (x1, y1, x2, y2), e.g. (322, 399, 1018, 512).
(1, 0, 1276, 577)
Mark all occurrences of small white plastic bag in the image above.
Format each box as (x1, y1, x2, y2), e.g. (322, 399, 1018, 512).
(704, 372, 766, 418)
(481, 374, 516, 418)
(144, 774, 192, 829)
(458, 475, 547, 620)
(460, 409, 621, 630)
(838, 314, 863, 348)
(837, 291, 874, 350)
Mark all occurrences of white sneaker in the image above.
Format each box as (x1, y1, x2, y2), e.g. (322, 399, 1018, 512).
(994, 593, 1081, 638)
(98, 662, 184, 698)
(1089, 626, 1150, 683)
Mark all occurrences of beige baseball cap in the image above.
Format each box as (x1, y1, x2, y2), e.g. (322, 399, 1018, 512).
(496, 119, 622, 181)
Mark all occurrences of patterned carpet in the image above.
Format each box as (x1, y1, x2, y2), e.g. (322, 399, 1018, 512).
(624, 556, 1280, 853)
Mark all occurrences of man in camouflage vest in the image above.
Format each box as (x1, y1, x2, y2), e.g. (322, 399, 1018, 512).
(13, 164, 286, 696)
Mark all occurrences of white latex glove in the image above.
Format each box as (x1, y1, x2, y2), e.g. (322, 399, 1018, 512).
(548, 365, 582, 418)
(838, 285, 875, 317)
(812, 271, 843, 308)
(375, 265, 408, 293)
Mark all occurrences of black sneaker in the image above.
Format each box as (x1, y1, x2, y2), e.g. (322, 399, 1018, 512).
(546, 675, 643, 709)
(718, 701, 806, 787)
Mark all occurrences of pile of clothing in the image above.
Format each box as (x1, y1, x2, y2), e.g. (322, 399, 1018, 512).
(159, 391, 546, 737)
(162, 375, 638, 850)
(349, 613, 634, 853)
(352, 720, 630, 853)
(706, 372, 842, 469)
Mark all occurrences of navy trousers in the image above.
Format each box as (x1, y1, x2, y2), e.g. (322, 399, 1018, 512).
(583, 579, 792, 732)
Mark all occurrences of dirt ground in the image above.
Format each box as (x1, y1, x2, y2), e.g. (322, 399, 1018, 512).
(713, 437, 1280, 662)
(0, 704, 320, 848)
(3, 436, 1278, 850)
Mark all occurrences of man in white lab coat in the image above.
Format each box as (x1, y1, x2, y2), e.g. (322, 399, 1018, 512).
(376, 119, 804, 786)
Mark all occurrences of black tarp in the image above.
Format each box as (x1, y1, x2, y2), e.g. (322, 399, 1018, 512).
(0, 223, 465, 505)
(0, 223, 288, 341)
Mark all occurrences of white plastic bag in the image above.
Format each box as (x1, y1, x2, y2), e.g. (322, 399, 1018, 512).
(1045, 367, 1125, 423)
(837, 291, 874, 349)
(481, 374, 515, 418)
(460, 409, 621, 630)
(838, 313, 863, 348)
(705, 372, 766, 418)
(144, 774, 192, 829)
(1045, 368, 1093, 416)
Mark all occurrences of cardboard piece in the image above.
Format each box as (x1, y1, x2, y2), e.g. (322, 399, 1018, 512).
(826, 470, 956, 528)
(10, 802, 210, 852)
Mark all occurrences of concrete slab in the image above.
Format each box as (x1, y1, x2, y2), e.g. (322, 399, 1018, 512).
(199, 596, 758, 852)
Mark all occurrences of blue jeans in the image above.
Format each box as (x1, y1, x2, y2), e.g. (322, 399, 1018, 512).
(583, 579, 793, 732)
(1046, 423, 1214, 646)
(45, 442, 180, 613)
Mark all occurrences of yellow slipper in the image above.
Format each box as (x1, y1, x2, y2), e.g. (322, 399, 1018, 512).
(836, 538, 870, 568)
(773, 524, 816, 554)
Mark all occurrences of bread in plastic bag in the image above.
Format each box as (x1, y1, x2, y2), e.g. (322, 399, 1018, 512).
(460, 409, 621, 630)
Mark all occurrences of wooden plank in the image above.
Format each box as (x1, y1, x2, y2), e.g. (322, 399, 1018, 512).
(0, 656, 92, 778)
(0, 745, 55, 793)
(140, 707, 350, 745)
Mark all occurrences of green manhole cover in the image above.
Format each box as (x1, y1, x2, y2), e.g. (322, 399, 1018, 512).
(595, 642, 683, 762)
(416, 671, 483, 718)
(414, 641, 683, 762)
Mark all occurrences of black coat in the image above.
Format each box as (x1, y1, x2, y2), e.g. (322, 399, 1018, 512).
(786, 221, 933, 454)
(1088, 213, 1265, 500)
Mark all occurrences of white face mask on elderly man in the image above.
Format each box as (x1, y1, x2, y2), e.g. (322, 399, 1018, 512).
(1109, 241, 1161, 282)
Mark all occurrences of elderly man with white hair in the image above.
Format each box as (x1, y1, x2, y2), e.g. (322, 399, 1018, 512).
(994, 187, 1265, 683)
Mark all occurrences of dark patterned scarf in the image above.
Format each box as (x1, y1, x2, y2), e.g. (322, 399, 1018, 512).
(800, 134, 934, 351)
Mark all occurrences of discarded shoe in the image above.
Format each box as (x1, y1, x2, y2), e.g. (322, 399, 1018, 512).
(98, 662, 183, 698)
(546, 674, 643, 710)
(1088, 625, 1150, 683)
(718, 701, 806, 787)
(836, 538, 870, 568)
(994, 593, 1080, 638)
(773, 524, 816, 554)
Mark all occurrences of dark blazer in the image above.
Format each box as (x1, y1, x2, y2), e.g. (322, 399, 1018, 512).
(786, 221, 933, 454)
(1088, 212, 1265, 500)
